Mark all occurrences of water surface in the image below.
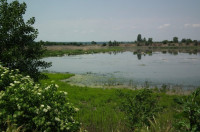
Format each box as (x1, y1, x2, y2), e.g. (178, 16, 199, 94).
(43, 52, 200, 88)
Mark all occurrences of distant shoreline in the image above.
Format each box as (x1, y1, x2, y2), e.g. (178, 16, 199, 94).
(43, 44, 200, 57)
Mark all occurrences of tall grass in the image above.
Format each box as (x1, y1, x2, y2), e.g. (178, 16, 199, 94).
(40, 73, 182, 132)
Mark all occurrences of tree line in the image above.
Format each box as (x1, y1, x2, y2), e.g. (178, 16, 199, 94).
(136, 34, 199, 46)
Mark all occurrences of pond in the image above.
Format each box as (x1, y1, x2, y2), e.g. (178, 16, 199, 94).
(43, 51, 200, 89)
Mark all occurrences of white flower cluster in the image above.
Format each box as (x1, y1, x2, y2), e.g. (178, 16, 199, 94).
(0, 64, 80, 131)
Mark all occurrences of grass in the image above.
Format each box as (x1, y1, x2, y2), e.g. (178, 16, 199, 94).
(43, 47, 123, 57)
(40, 73, 182, 132)
(43, 45, 200, 57)
(40, 73, 127, 131)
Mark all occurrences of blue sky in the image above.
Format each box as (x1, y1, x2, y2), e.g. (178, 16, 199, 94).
(16, 0, 200, 42)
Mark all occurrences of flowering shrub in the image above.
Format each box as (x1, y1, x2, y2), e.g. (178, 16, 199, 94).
(0, 65, 80, 131)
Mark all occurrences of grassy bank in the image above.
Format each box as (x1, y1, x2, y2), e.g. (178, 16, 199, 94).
(43, 45, 200, 57)
(43, 47, 123, 57)
(40, 73, 184, 132)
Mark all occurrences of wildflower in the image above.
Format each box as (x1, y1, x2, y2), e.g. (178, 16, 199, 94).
(14, 81, 20, 84)
(43, 108, 48, 113)
(55, 117, 60, 122)
(45, 86, 50, 90)
(55, 84, 59, 88)
(17, 104, 21, 110)
(47, 105, 51, 110)
(74, 108, 79, 112)
(41, 104, 44, 108)
(10, 83, 14, 86)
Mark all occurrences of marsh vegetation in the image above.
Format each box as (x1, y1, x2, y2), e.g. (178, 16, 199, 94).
(1, 0, 200, 131)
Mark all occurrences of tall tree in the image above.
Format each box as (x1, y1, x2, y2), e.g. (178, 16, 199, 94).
(0, 0, 51, 81)
(181, 38, 186, 43)
(91, 41, 97, 45)
(137, 34, 142, 42)
(173, 37, 179, 43)
(148, 38, 153, 44)
(143, 37, 146, 42)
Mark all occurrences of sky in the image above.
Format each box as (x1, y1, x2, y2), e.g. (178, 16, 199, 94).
(14, 0, 200, 42)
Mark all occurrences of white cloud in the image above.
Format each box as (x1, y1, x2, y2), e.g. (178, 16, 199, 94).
(184, 24, 190, 28)
(192, 24, 200, 28)
(184, 24, 200, 28)
(158, 24, 170, 29)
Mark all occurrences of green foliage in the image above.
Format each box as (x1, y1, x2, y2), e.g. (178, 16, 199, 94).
(143, 37, 146, 42)
(141, 113, 175, 132)
(147, 38, 153, 45)
(174, 88, 200, 131)
(44, 47, 123, 57)
(41, 73, 131, 132)
(91, 41, 97, 45)
(0, 0, 51, 81)
(43, 41, 84, 46)
(186, 39, 192, 44)
(181, 38, 186, 43)
(41, 73, 188, 132)
(118, 89, 161, 131)
(102, 43, 107, 46)
(193, 40, 198, 46)
(160, 84, 170, 93)
(137, 34, 142, 42)
(173, 37, 179, 43)
(4, 121, 24, 132)
(108, 40, 119, 46)
(0, 65, 80, 131)
(162, 40, 169, 44)
(145, 38, 153, 46)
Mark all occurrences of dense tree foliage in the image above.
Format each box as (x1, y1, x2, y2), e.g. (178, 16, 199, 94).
(0, 0, 51, 81)
(173, 37, 179, 43)
(43, 41, 84, 46)
(108, 40, 119, 46)
(137, 34, 142, 42)
(91, 41, 97, 45)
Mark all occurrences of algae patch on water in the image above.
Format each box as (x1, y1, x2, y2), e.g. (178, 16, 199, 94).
(62, 73, 131, 88)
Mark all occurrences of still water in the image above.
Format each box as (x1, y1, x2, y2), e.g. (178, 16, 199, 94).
(43, 52, 200, 88)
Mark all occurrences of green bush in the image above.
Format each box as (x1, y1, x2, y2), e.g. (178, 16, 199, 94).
(174, 88, 200, 131)
(0, 65, 80, 131)
(117, 89, 161, 131)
